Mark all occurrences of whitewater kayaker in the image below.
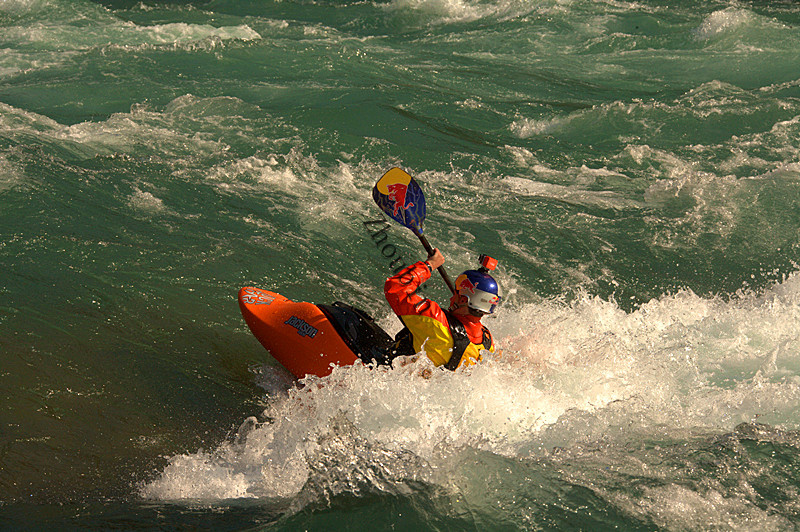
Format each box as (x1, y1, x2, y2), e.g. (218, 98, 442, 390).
(384, 249, 501, 370)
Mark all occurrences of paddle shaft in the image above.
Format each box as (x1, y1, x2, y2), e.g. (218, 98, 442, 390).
(415, 230, 456, 295)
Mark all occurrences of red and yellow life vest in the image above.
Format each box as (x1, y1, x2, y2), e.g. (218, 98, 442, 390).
(384, 261, 495, 369)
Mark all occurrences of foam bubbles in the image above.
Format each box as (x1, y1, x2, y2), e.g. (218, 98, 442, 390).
(128, 187, 168, 215)
(503, 172, 641, 211)
(128, 22, 261, 48)
(142, 272, 800, 506)
(386, 0, 535, 24)
(695, 8, 754, 41)
(509, 116, 569, 138)
(1, 4, 260, 52)
(0, 155, 24, 192)
(389, 0, 490, 23)
(626, 483, 793, 531)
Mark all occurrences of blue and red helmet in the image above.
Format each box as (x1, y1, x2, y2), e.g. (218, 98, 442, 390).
(454, 255, 501, 314)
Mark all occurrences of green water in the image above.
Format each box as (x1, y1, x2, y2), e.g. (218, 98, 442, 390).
(2, 0, 800, 529)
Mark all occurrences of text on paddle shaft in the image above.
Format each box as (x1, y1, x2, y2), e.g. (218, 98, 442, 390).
(363, 214, 425, 293)
(284, 316, 318, 338)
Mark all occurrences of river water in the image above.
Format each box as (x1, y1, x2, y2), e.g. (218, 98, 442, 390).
(2, 0, 800, 529)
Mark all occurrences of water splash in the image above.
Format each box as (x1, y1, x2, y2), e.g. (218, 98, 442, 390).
(142, 271, 800, 511)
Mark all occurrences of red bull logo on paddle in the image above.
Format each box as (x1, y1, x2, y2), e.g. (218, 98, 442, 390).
(376, 167, 415, 217)
(386, 183, 414, 216)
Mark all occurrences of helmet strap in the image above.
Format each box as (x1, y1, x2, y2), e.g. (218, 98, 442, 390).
(468, 308, 487, 318)
(449, 294, 469, 312)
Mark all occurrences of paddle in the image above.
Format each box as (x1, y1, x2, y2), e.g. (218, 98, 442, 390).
(373, 167, 456, 295)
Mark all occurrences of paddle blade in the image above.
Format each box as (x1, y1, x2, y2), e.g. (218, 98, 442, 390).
(372, 167, 427, 234)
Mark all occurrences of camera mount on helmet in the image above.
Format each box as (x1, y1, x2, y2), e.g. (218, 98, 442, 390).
(478, 254, 498, 273)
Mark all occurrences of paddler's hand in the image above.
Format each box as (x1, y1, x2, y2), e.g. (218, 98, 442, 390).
(392, 354, 433, 379)
(426, 248, 445, 271)
(392, 354, 419, 368)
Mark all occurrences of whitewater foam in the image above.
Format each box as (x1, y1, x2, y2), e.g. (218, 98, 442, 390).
(142, 272, 800, 504)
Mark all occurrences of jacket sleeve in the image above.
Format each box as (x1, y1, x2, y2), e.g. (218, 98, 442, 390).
(384, 261, 472, 367)
(384, 261, 433, 317)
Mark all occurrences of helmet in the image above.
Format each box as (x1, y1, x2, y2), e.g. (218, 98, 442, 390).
(454, 269, 501, 314)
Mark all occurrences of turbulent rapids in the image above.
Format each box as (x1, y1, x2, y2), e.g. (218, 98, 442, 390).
(142, 274, 800, 528)
(2, 0, 800, 529)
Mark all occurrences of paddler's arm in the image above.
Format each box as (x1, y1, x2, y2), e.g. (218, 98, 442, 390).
(384, 249, 444, 315)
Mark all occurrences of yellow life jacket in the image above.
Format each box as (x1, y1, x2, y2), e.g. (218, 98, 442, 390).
(392, 310, 494, 370)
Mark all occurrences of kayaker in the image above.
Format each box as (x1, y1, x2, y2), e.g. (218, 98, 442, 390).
(384, 249, 500, 370)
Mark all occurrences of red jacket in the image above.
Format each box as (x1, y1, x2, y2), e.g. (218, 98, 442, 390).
(384, 261, 494, 368)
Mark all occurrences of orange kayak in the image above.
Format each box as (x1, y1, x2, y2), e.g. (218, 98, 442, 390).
(238, 287, 395, 379)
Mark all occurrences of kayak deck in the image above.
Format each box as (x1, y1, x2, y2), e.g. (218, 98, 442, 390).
(238, 287, 359, 378)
